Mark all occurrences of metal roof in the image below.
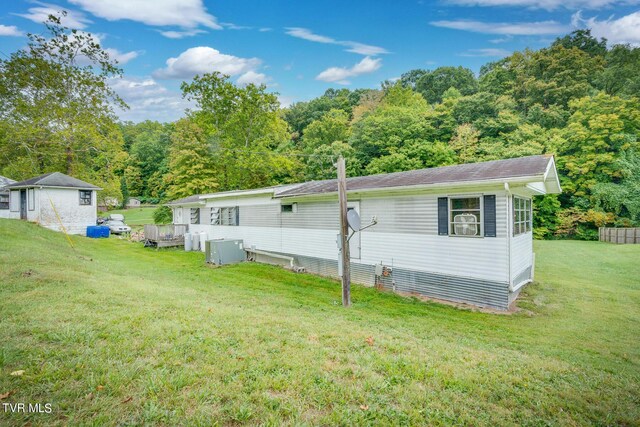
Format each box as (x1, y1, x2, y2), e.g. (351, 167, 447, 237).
(5, 172, 101, 190)
(276, 155, 556, 198)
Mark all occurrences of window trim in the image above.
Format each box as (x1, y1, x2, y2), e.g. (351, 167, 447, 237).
(0, 193, 8, 210)
(190, 207, 200, 225)
(513, 196, 532, 236)
(281, 202, 297, 213)
(210, 206, 239, 226)
(28, 188, 35, 211)
(79, 190, 92, 206)
(448, 195, 483, 238)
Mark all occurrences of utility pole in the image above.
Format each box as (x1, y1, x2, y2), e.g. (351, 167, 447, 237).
(337, 156, 351, 307)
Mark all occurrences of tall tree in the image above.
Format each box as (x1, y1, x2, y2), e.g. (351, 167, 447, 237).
(416, 66, 478, 104)
(0, 12, 126, 177)
(0, 12, 127, 205)
(164, 119, 218, 200)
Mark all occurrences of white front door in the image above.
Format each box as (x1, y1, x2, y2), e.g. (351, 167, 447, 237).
(347, 201, 361, 259)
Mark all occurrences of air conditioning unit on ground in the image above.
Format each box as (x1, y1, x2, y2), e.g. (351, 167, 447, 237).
(205, 239, 245, 265)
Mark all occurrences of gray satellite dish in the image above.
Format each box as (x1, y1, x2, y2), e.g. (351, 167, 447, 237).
(347, 209, 361, 231)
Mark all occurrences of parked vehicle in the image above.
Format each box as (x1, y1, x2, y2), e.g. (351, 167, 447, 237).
(106, 219, 131, 234)
(103, 214, 131, 234)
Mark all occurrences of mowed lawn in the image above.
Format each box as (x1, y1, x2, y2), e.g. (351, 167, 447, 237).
(100, 207, 156, 226)
(0, 220, 638, 426)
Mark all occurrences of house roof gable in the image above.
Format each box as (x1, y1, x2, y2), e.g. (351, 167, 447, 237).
(5, 172, 101, 190)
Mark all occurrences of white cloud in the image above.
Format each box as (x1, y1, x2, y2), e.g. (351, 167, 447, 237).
(236, 70, 268, 86)
(445, 0, 638, 10)
(105, 48, 141, 65)
(259, 27, 272, 32)
(459, 48, 511, 56)
(285, 27, 389, 56)
(430, 19, 569, 35)
(220, 22, 252, 30)
(574, 11, 640, 46)
(109, 76, 193, 122)
(67, 32, 140, 66)
(344, 42, 389, 56)
(277, 95, 295, 108)
(16, 2, 92, 29)
(159, 29, 206, 39)
(68, 0, 221, 29)
(316, 56, 382, 85)
(286, 27, 336, 43)
(153, 46, 262, 80)
(0, 25, 23, 37)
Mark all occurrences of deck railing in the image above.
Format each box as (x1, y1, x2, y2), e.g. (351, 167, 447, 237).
(144, 224, 187, 247)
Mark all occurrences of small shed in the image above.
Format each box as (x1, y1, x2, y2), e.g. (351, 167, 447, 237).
(127, 198, 142, 208)
(2, 172, 101, 235)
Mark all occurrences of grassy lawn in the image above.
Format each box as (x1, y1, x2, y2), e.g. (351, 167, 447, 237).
(0, 219, 638, 425)
(99, 207, 156, 226)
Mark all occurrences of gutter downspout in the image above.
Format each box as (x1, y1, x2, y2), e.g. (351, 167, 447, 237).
(504, 182, 513, 292)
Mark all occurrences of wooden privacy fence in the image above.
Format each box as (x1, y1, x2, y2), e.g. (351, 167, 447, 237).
(599, 227, 640, 244)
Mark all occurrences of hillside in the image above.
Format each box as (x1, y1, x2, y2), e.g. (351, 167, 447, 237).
(0, 219, 639, 425)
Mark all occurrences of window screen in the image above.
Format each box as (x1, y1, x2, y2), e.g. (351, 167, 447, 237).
(79, 190, 92, 206)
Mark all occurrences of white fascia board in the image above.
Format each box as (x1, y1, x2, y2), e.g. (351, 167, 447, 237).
(199, 188, 275, 200)
(8, 185, 103, 191)
(278, 175, 545, 201)
(542, 156, 562, 194)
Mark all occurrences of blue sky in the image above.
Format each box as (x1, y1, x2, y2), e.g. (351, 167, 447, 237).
(0, 0, 638, 122)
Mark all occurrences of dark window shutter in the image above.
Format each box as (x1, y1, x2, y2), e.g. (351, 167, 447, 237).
(484, 195, 496, 237)
(235, 206, 240, 226)
(437, 197, 448, 235)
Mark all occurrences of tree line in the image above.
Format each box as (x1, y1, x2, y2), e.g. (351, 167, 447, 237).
(0, 14, 638, 239)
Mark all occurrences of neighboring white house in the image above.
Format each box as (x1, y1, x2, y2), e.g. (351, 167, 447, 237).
(127, 198, 142, 208)
(1, 172, 101, 235)
(167, 155, 561, 310)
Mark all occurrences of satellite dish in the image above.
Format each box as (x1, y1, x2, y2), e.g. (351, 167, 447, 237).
(347, 209, 361, 231)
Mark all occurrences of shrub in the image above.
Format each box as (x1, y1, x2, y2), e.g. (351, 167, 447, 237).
(153, 206, 172, 224)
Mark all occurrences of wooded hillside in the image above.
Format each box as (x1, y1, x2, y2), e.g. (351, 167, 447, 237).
(0, 15, 638, 240)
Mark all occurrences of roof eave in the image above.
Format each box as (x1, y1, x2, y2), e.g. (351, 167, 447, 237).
(198, 188, 276, 200)
(7, 184, 102, 190)
(276, 174, 548, 199)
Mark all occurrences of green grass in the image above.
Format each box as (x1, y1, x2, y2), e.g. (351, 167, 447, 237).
(1, 219, 639, 425)
(100, 207, 156, 227)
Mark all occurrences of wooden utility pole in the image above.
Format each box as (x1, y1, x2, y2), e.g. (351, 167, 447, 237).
(337, 156, 351, 307)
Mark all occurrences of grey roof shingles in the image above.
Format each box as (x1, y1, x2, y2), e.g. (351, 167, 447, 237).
(166, 155, 555, 204)
(276, 154, 554, 198)
(165, 194, 205, 206)
(5, 172, 101, 190)
(0, 175, 16, 193)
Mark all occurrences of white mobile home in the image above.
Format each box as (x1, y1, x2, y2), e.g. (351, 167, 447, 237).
(168, 155, 561, 310)
(1, 172, 101, 235)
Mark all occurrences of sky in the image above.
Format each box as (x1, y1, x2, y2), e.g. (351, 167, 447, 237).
(0, 0, 638, 123)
